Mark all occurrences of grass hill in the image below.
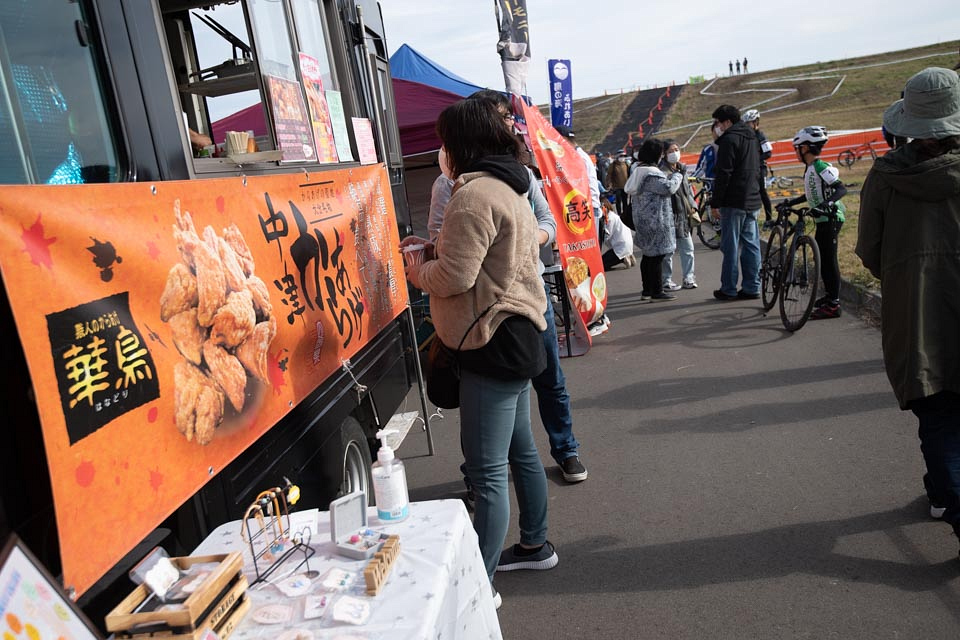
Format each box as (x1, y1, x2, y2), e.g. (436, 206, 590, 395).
(552, 40, 959, 290)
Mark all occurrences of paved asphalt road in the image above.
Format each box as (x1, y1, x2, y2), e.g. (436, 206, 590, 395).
(395, 241, 960, 639)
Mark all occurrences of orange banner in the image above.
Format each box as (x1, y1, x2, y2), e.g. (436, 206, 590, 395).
(515, 98, 606, 356)
(0, 165, 408, 596)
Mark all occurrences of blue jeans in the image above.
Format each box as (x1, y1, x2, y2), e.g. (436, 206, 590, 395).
(662, 233, 696, 285)
(912, 392, 960, 536)
(534, 284, 580, 463)
(460, 369, 549, 580)
(718, 207, 761, 296)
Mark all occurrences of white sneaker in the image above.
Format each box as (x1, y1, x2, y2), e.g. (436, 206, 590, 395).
(663, 281, 682, 291)
(682, 280, 698, 289)
(587, 318, 609, 336)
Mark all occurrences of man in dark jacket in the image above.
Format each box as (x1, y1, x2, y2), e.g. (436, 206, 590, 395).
(710, 104, 762, 300)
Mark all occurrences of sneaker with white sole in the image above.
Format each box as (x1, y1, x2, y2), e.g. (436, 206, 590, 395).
(491, 584, 502, 609)
(663, 281, 682, 291)
(560, 455, 588, 482)
(682, 280, 698, 289)
(496, 540, 559, 572)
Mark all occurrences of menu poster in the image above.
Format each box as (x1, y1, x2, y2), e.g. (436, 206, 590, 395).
(264, 75, 316, 163)
(298, 53, 339, 164)
(325, 90, 354, 162)
(0, 535, 101, 639)
(352, 118, 378, 165)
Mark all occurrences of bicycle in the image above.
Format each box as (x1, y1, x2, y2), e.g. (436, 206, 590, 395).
(760, 202, 822, 332)
(764, 165, 793, 189)
(837, 140, 878, 168)
(691, 177, 721, 250)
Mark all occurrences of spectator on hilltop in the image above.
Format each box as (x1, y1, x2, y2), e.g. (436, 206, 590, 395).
(729, 60, 734, 75)
(856, 67, 960, 552)
(709, 104, 762, 302)
(743, 57, 749, 73)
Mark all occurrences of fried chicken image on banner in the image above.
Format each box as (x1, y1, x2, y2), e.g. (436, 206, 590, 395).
(164, 203, 275, 444)
(203, 340, 247, 412)
(210, 290, 256, 348)
(246, 274, 273, 318)
(169, 308, 204, 365)
(173, 361, 224, 445)
(159, 262, 199, 322)
(223, 223, 255, 277)
(236, 316, 277, 383)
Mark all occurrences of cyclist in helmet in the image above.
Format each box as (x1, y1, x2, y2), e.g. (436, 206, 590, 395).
(782, 126, 848, 319)
(743, 109, 774, 223)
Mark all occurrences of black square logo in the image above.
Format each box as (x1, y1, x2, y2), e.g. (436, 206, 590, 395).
(46, 292, 160, 444)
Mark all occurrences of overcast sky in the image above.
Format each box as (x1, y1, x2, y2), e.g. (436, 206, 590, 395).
(380, 1, 960, 106)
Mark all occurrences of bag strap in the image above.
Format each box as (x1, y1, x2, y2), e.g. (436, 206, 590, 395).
(456, 300, 497, 352)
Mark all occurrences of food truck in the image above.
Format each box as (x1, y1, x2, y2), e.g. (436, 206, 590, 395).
(0, 0, 426, 627)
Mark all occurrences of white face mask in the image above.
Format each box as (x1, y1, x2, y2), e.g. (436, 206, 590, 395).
(439, 146, 453, 180)
(666, 150, 681, 164)
(713, 124, 724, 138)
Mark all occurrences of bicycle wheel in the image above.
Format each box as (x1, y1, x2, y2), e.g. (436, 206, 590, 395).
(779, 235, 820, 332)
(838, 150, 855, 168)
(776, 176, 793, 189)
(761, 226, 783, 312)
(697, 203, 721, 250)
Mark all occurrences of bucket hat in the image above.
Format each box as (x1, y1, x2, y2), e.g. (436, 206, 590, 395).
(882, 67, 960, 139)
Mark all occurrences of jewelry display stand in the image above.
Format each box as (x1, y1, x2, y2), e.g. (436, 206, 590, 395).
(241, 486, 314, 586)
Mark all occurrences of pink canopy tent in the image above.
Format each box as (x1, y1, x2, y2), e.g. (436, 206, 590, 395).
(211, 103, 268, 145)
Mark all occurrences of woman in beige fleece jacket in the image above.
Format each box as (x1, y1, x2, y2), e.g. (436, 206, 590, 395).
(403, 99, 557, 605)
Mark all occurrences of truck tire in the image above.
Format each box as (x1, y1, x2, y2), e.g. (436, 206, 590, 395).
(339, 417, 374, 503)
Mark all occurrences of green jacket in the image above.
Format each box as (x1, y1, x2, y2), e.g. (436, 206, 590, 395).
(856, 145, 960, 408)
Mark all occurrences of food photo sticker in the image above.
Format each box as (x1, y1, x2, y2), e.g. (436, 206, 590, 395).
(564, 256, 594, 313)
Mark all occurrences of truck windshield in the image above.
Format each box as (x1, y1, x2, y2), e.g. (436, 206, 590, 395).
(0, 1, 119, 184)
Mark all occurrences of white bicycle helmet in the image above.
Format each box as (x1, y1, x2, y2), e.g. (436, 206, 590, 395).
(793, 126, 829, 148)
(742, 109, 760, 123)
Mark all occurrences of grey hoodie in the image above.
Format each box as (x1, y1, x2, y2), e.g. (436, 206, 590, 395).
(856, 144, 960, 408)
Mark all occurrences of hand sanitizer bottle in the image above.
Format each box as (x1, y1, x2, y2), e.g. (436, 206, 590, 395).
(372, 429, 409, 522)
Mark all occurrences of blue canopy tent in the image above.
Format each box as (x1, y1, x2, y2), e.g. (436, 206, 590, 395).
(389, 44, 484, 157)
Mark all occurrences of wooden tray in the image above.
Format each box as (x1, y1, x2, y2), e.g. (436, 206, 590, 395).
(106, 552, 247, 636)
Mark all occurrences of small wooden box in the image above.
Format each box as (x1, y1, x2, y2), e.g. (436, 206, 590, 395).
(105, 552, 249, 639)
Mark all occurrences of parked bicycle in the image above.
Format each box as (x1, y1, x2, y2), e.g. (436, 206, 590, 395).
(690, 177, 721, 250)
(764, 166, 794, 189)
(837, 140, 878, 168)
(760, 202, 822, 332)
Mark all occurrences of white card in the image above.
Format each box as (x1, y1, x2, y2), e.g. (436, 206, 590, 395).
(302, 594, 329, 620)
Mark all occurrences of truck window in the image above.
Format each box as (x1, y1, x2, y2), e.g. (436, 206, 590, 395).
(171, 0, 352, 168)
(0, 0, 120, 184)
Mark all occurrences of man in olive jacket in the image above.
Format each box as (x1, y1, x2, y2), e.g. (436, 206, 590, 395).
(856, 66, 960, 550)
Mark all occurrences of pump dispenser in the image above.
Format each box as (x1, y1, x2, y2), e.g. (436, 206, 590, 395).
(371, 429, 409, 522)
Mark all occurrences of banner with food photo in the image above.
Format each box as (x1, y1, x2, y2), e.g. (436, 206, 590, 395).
(0, 165, 407, 596)
(514, 98, 607, 356)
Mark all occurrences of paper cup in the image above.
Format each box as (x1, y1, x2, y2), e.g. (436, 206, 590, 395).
(402, 243, 425, 267)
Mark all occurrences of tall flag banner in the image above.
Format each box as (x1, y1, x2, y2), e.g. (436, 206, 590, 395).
(0, 166, 407, 596)
(494, 0, 530, 96)
(548, 59, 572, 128)
(513, 97, 606, 357)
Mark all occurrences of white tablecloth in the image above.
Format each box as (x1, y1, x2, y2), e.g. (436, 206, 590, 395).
(192, 499, 501, 640)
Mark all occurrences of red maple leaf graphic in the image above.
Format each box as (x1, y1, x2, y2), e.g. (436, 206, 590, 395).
(146, 240, 161, 261)
(21, 214, 56, 269)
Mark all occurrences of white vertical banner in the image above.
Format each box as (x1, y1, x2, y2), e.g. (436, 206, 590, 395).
(494, 0, 530, 95)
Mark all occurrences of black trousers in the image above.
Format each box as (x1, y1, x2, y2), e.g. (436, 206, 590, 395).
(639, 254, 665, 295)
(815, 219, 843, 301)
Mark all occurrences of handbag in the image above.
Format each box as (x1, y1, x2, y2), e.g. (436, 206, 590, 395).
(424, 302, 496, 409)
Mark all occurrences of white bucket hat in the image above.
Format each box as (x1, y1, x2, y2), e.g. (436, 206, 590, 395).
(882, 67, 960, 139)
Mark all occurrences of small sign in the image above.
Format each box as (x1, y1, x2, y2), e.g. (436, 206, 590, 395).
(325, 90, 354, 162)
(265, 75, 316, 163)
(352, 118, 378, 165)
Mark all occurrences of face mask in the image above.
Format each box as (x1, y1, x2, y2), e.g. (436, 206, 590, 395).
(666, 151, 681, 164)
(439, 146, 453, 180)
(713, 124, 724, 138)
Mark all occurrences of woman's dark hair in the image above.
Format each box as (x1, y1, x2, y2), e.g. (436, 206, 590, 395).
(436, 99, 521, 178)
(468, 89, 512, 113)
(712, 104, 741, 124)
(913, 135, 960, 160)
(636, 137, 664, 165)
